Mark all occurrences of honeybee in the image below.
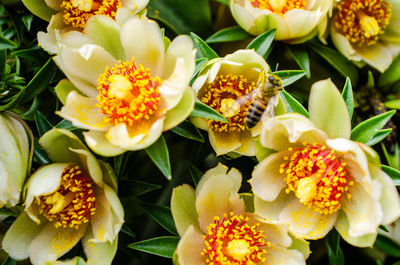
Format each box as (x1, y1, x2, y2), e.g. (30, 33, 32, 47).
(243, 71, 283, 128)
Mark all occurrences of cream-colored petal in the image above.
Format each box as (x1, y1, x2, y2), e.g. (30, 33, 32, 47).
(58, 45, 117, 86)
(120, 17, 164, 76)
(163, 87, 195, 131)
(196, 166, 244, 232)
(224, 49, 270, 75)
(83, 230, 118, 265)
(21, 0, 56, 21)
(25, 163, 68, 212)
(370, 165, 400, 225)
(279, 199, 337, 239)
(250, 152, 288, 202)
(83, 131, 126, 157)
(233, 130, 256, 156)
(261, 113, 328, 151)
(340, 181, 382, 237)
(163, 35, 195, 83)
(254, 191, 296, 220)
(39, 128, 87, 164)
(355, 42, 394, 72)
(284, 9, 321, 39)
(309, 79, 351, 139)
(106, 117, 165, 150)
(248, 215, 292, 247)
(37, 13, 66, 54)
(159, 58, 190, 111)
(171, 184, 199, 237)
(175, 225, 206, 265)
(208, 130, 241, 156)
(69, 148, 103, 186)
(196, 163, 233, 196)
(58, 91, 110, 131)
(90, 185, 123, 243)
(335, 210, 377, 247)
(265, 246, 306, 265)
(330, 27, 363, 62)
(2, 212, 46, 260)
(229, 1, 258, 35)
(54, 55, 98, 98)
(85, 15, 125, 60)
(28, 222, 88, 265)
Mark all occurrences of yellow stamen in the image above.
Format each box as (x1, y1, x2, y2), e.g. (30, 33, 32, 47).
(200, 74, 256, 133)
(226, 239, 251, 261)
(251, 0, 306, 14)
(335, 0, 391, 46)
(96, 58, 161, 126)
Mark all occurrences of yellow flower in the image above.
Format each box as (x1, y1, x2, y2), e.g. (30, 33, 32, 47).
(192, 49, 272, 156)
(0, 112, 32, 209)
(230, 0, 333, 43)
(2, 128, 123, 265)
(250, 79, 400, 247)
(331, 0, 400, 72)
(171, 163, 310, 265)
(41, 15, 195, 156)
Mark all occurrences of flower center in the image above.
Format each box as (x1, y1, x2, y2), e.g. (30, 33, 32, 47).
(61, 0, 122, 29)
(335, 0, 391, 46)
(37, 165, 96, 229)
(280, 143, 354, 215)
(251, 0, 306, 14)
(202, 213, 269, 265)
(200, 74, 257, 133)
(96, 58, 161, 126)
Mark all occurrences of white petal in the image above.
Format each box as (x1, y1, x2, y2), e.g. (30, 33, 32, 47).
(83, 131, 126, 157)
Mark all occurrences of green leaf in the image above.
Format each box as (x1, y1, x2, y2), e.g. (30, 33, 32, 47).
(34, 111, 53, 137)
(1, 257, 16, 265)
(190, 101, 228, 122)
(147, 0, 212, 36)
(127, 236, 180, 258)
(55, 119, 78, 131)
(20, 97, 40, 120)
(309, 42, 358, 86)
(0, 35, 17, 50)
(119, 179, 161, 197)
(246, 29, 276, 58)
(351, 110, 396, 143)
(280, 91, 309, 117)
(287, 45, 310, 78)
(378, 53, 400, 87)
(342, 77, 354, 119)
(21, 0, 56, 21)
(365, 129, 392, 147)
(145, 135, 171, 180)
(381, 165, 400, 186)
(326, 230, 341, 256)
(21, 58, 56, 103)
(141, 203, 178, 235)
(0, 49, 6, 80)
(121, 224, 136, 238)
(185, 161, 203, 186)
(191, 58, 208, 85)
(206, 26, 251, 43)
(190, 33, 218, 60)
(113, 152, 130, 177)
(374, 234, 400, 257)
(212, 0, 228, 4)
(22, 15, 33, 31)
(379, 225, 390, 233)
(385, 99, 400, 110)
(325, 237, 345, 265)
(33, 142, 52, 165)
(273, 70, 306, 87)
(171, 120, 204, 143)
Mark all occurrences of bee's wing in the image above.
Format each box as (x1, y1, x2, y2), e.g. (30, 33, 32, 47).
(262, 95, 277, 120)
(235, 89, 258, 107)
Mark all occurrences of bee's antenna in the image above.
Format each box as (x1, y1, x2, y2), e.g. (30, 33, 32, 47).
(274, 63, 279, 72)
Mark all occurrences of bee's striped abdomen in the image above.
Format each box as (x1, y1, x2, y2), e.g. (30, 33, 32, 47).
(246, 96, 267, 128)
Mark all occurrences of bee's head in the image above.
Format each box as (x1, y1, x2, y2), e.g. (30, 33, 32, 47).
(261, 74, 283, 97)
